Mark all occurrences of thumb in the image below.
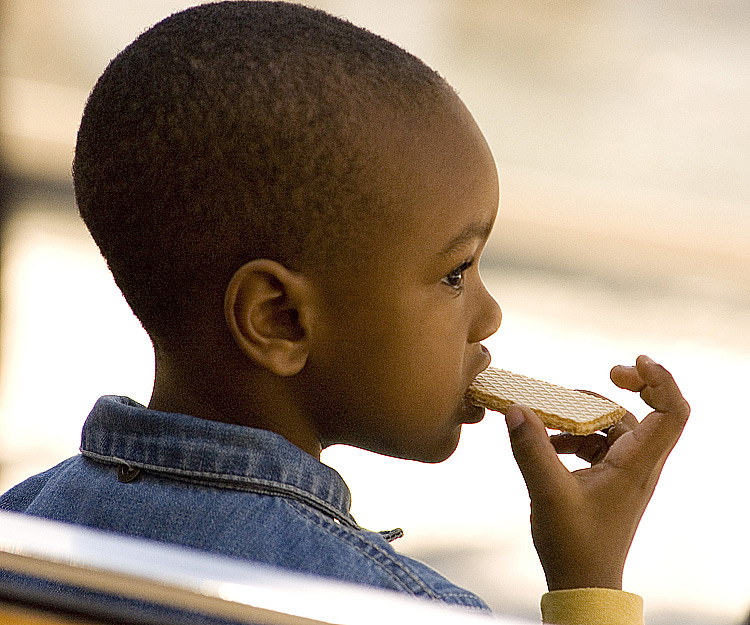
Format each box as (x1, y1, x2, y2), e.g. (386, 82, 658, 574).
(506, 404, 569, 498)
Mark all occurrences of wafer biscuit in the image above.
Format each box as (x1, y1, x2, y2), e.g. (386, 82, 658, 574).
(467, 367, 626, 435)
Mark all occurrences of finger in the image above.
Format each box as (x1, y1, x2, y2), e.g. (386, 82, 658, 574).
(605, 359, 689, 477)
(635, 355, 691, 417)
(505, 404, 570, 498)
(549, 432, 581, 454)
(551, 432, 609, 464)
(610, 364, 646, 392)
(611, 356, 690, 418)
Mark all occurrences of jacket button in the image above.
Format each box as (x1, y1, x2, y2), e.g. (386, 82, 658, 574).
(117, 464, 141, 483)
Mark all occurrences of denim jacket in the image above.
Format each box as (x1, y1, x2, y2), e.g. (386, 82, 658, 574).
(0, 396, 490, 612)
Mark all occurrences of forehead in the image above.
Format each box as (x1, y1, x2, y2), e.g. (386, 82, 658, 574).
(374, 96, 499, 252)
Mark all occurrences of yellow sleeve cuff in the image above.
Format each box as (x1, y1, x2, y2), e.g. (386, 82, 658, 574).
(540, 588, 644, 625)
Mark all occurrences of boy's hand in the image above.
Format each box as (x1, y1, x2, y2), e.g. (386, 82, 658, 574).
(505, 355, 690, 591)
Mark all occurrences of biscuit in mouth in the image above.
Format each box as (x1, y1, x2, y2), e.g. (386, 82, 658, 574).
(467, 366, 626, 435)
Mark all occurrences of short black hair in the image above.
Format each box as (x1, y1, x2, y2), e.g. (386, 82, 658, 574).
(74, 1, 451, 347)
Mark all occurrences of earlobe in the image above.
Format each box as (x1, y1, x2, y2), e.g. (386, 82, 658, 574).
(224, 259, 312, 376)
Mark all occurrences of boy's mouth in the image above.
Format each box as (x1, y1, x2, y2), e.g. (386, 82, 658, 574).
(461, 349, 492, 425)
(473, 345, 492, 379)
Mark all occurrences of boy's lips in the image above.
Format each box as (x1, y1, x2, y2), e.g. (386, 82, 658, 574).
(460, 347, 492, 424)
(473, 345, 492, 380)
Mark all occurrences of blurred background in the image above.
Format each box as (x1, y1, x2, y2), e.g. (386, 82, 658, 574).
(0, 1, 748, 623)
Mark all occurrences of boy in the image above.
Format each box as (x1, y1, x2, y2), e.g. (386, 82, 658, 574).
(0, 3, 689, 623)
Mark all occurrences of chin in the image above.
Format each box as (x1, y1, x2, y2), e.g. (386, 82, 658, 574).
(417, 447, 459, 464)
(349, 421, 463, 464)
(398, 427, 463, 464)
(358, 441, 458, 463)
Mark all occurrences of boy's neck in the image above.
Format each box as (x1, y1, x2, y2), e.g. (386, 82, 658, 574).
(148, 352, 325, 460)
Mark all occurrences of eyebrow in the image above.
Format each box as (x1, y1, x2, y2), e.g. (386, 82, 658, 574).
(438, 219, 495, 258)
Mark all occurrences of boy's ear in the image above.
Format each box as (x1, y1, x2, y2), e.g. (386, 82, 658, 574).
(224, 259, 315, 377)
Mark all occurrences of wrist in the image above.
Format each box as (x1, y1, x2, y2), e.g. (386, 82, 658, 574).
(544, 565, 623, 592)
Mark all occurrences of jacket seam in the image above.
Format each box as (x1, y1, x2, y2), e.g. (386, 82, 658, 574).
(80, 450, 361, 531)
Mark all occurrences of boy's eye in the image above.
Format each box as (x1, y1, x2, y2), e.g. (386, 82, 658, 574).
(442, 260, 473, 291)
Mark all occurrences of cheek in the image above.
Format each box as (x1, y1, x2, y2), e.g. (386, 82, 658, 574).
(348, 332, 458, 412)
(329, 296, 469, 401)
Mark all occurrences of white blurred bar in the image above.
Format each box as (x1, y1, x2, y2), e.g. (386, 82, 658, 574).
(0, 510, 527, 624)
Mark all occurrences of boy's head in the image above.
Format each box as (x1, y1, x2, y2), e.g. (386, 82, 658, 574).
(75, 1, 502, 462)
(75, 0, 451, 348)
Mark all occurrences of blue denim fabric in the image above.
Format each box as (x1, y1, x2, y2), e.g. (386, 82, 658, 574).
(0, 396, 490, 612)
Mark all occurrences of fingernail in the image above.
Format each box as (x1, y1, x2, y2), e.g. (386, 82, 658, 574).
(505, 405, 525, 431)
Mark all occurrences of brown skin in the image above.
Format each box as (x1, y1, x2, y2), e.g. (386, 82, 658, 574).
(149, 92, 690, 593)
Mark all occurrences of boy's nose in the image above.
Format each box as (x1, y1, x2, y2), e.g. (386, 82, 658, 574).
(471, 284, 501, 343)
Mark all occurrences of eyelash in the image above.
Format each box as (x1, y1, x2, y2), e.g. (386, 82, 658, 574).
(442, 259, 474, 292)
